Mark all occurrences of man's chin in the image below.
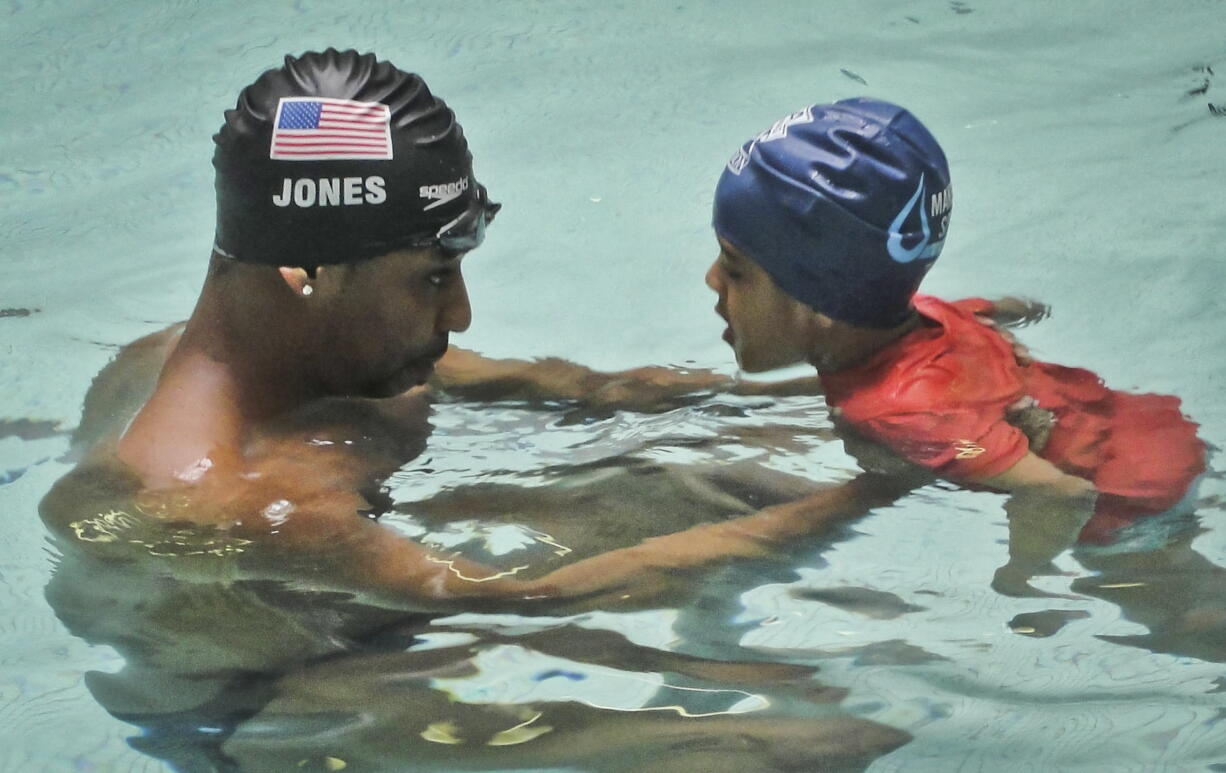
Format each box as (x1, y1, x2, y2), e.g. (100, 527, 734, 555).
(366, 363, 434, 398)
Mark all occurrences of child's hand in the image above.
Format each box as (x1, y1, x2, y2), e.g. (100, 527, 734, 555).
(975, 315, 1035, 364)
(971, 296, 1050, 364)
(983, 296, 1051, 329)
(1005, 395, 1054, 453)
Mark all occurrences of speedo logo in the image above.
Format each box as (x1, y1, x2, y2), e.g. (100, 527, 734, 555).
(420, 177, 469, 211)
(271, 176, 386, 208)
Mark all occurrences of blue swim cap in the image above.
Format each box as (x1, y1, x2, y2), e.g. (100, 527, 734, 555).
(712, 98, 952, 328)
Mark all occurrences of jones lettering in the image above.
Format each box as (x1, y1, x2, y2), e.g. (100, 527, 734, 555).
(271, 176, 389, 208)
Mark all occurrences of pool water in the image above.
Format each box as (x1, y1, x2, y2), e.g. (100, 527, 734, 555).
(3, 0, 1226, 770)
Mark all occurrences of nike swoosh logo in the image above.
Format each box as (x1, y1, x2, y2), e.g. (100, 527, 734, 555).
(886, 174, 932, 264)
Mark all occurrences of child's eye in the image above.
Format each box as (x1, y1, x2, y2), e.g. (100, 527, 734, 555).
(427, 270, 452, 288)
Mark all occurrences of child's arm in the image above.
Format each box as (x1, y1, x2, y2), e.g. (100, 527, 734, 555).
(973, 453, 1096, 597)
(977, 451, 1093, 497)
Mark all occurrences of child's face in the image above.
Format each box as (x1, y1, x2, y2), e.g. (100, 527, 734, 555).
(705, 238, 815, 372)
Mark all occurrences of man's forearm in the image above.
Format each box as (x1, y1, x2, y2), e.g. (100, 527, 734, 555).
(520, 473, 909, 600)
(432, 346, 820, 409)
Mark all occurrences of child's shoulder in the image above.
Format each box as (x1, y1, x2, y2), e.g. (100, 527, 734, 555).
(828, 296, 1023, 419)
(913, 296, 1022, 368)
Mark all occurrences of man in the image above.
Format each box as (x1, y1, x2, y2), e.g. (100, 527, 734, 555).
(40, 51, 912, 770)
(47, 50, 901, 607)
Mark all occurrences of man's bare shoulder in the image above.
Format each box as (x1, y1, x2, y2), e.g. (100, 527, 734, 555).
(251, 389, 433, 467)
(46, 390, 434, 552)
(72, 323, 186, 454)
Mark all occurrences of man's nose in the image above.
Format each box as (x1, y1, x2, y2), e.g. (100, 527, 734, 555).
(705, 262, 723, 293)
(440, 276, 472, 333)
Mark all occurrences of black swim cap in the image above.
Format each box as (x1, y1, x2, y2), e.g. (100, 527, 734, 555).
(213, 49, 498, 267)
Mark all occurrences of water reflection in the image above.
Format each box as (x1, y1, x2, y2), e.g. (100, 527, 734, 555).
(1074, 507, 1226, 664)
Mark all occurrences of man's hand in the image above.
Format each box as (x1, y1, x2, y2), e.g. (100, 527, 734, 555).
(585, 366, 732, 412)
(432, 347, 726, 408)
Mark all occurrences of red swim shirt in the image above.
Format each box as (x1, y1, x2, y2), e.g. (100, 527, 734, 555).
(822, 295, 1205, 543)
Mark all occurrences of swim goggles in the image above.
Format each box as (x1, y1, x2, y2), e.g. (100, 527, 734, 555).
(429, 184, 501, 256)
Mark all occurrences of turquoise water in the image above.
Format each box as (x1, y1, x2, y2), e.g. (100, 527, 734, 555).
(4, 0, 1226, 770)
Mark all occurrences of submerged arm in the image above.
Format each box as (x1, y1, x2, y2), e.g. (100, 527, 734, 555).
(517, 472, 912, 605)
(253, 495, 537, 606)
(229, 449, 908, 608)
(972, 452, 1096, 597)
(430, 346, 822, 412)
(191, 421, 913, 608)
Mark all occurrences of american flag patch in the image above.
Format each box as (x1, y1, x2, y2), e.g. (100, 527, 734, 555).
(270, 97, 393, 161)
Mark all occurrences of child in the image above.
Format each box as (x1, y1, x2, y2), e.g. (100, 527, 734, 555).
(705, 98, 1205, 588)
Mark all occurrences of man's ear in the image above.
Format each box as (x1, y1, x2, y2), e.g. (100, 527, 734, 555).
(277, 266, 313, 296)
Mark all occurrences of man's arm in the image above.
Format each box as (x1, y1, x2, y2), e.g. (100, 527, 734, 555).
(430, 346, 822, 412)
(290, 474, 906, 609)
(72, 323, 185, 457)
(188, 427, 882, 608)
(224, 443, 907, 609)
(257, 495, 537, 606)
(431, 295, 1043, 411)
(518, 472, 912, 606)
